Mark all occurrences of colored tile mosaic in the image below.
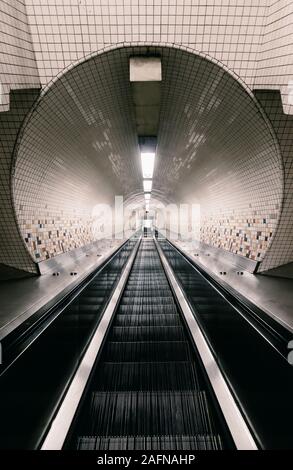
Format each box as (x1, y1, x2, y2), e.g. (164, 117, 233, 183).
(19, 214, 109, 262)
(200, 211, 278, 261)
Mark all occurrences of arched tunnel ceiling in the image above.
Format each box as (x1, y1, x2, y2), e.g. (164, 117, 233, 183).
(13, 45, 283, 263)
(154, 48, 282, 210)
(14, 47, 142, 207)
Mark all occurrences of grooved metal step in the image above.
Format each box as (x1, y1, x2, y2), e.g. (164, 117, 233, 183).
(109, 326, 185, 342)
(92, 361, 200, 391)
(102, 341, 192, 362)
(114, 314, 181, 327)
(77, 434, 223, 450)
(87, 391, 214, 436)
(117, 304, 178, 315)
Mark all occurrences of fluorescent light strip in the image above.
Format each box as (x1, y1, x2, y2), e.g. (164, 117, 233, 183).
(141, 152, 155, 179)
(143, 180, 152, 192)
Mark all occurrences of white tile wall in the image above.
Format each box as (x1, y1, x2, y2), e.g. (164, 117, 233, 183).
(0, 0, 40, 111)
(254, 0, 293, 114)
(255, 90, 293, 272)
(24, 0, 265, 89)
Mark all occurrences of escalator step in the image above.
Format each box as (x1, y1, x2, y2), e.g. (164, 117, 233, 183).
(114, 314, 181, 327)
(109, 326, 185, 342)
(126, 280, 168, 284)
(120, 297, 175, 306)
(117, 304, 178, 315)
(87, 391, 214, 436)
(77, 434, 223, 450)
(122, 291, 174, 298)
(102, 341, 192, 362)
(92, 361, 200, 391)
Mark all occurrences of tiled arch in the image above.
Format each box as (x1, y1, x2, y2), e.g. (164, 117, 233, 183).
(11, 44, 283, 267)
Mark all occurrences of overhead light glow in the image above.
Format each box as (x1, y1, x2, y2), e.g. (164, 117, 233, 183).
(141, 152, 155, 179)
(143, 179, 152, 192)
(145, 193, 151, 201)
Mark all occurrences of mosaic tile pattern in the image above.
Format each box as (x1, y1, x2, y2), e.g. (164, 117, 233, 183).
(19, 214, 94, 261)
(200, 211, 278, 261)
(19, 209, 136, 262)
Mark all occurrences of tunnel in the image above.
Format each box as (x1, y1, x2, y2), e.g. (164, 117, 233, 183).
(11, 45, 283, 270)
(0, 0, 293, 460)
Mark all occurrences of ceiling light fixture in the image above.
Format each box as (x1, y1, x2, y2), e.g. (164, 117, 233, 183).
(143, 179, 152, 192)
(141, 152, 155, 179)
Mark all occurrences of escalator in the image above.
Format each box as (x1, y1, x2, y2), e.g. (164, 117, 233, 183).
(64, 240, 232, 450)
(1, 234, 291, 450)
